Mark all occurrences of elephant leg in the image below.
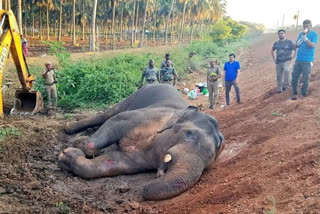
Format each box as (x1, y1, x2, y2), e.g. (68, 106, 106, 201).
(65, 89, 142, 134)
(72, 111, 144, 157)
(58, 147, 142, 178)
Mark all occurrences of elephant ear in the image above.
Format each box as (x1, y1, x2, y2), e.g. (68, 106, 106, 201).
(158, 106, 198, 133)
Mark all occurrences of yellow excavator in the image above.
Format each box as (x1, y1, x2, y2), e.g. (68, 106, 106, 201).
(0, 9, 43, 118)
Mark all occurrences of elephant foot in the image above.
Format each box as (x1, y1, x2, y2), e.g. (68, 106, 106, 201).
(58, 147, 86, 171)
(72, 136, 97, 157)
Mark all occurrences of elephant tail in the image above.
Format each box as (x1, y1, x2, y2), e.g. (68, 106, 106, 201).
(142, 145, 205, 200)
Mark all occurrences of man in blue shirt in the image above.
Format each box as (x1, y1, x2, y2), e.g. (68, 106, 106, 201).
(291, 19, 318, 100)
(223, 53, 241, 107)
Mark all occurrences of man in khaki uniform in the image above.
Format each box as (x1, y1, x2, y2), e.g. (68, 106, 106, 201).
(207, 60, 221, 109)
(160, 60, 177, 86)
(139, 59, 160, 88)
(160, 53, 174, 69)
(42, 62, 58, 109)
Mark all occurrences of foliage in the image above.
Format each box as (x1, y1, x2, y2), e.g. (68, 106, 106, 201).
(41, 41, 71, 68)
(209, 18, 247, 44)
(0, 127, 20, 142)
(209, 21, 232, 43)
(57, 54, 157, 109)
(55, 201, 71, 214)
(240, 21, 265, 35)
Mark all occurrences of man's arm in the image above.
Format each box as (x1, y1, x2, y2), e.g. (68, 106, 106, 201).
(303, 33, 318, 48)
(156, 69, 160, 83)
(173, 68, 177, 86)
(42, 70, 49, 78)
(271, 48, 276, 63)
(217, 66, 222, 79)
(138, 69, 146, 88)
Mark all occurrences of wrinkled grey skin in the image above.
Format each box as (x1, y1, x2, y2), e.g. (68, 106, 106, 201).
(59, 84, 224, 200)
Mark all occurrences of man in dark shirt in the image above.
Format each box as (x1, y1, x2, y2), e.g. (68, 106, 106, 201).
(271, 29, 296, 93)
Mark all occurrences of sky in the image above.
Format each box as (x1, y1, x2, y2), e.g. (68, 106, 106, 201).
(226, 0, 320, 29)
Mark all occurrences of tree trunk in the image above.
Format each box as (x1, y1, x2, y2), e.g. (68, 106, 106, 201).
(39, 9, 42, 39)
(58, 0, 63, 41)
(153, 0, 158, 43)
(17, 0, 22, 34)
(164, 0, 174, 46)
(23, 0, 27, 35)
(138, 0, 148, 47)
(72, 0, 76, 45)
(190, 20, 194, 43)
(111, 0, 116, 49)
(46, 0, 50, 40)
(179, 1, 186, 43)
(91, 0, 98, 51)
(119, 0, 124, 42)
(134, 0, 139, 42)
(130, 0, 136, 47)
(32, 13, 35, 37)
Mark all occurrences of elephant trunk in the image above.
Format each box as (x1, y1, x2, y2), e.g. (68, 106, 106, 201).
(142, 145, 204, 200)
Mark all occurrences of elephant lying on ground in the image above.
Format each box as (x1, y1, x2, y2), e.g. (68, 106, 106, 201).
(59, 84, 224, 200)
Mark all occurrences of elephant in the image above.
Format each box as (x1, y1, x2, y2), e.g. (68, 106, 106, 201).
(58, 84, 225, 201)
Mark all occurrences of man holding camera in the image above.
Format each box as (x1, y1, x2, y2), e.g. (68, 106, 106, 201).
(291, 19, 318, 100)
(42, 62, 58, 109)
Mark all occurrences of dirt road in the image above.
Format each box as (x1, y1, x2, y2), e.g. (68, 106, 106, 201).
(0, 30, 319, 214)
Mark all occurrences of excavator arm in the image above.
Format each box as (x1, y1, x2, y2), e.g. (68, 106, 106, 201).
(0, 10, 43, 118)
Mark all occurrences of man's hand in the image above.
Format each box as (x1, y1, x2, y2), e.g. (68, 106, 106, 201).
(302, 34, 309, 41)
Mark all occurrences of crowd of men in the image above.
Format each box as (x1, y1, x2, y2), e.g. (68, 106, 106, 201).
(42, 19, 318, 111)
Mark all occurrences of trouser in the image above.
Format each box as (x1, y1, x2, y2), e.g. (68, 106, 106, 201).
(225, 80, 240, 105)
(276, 61, 291, 91)
(291, 61, 311, 96)
(162, 80, 173, 85)
(45, 84, 57, 108)
(208, 81, 219, 106)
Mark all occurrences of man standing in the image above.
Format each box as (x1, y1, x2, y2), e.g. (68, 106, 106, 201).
(224, 53, 241, 107)
(160, 60, 177, 86)
(291, 19, 318, 100)
(207, 59, 221, 109)
(42, 62, 58, 109)
(271, 29, 296, 93)
(160, 53, 174, 69)
(139, 59, 160, 88)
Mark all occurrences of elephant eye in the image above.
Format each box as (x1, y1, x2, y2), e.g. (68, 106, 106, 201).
(183, 130, 199, 144)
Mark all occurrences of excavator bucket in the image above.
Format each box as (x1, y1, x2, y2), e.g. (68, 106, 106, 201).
(12, 90, 43, 115)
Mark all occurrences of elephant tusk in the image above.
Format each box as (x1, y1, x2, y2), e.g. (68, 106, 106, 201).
(164, 154, 172, 163)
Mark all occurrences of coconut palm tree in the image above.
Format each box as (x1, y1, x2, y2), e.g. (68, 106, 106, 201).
(91, 0, 98, 51)
(138, 0, 148, 47)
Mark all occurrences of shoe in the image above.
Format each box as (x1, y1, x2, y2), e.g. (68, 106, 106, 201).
(226, 104, 230, 108)
(276, 90, 282, 93)
(209, 105, 213, 109)
(282, 87, 288, 91)
(237, 101, 243, 104)
(291, 95, 298, 100)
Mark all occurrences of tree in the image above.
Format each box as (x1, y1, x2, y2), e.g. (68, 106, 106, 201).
(58, 0, 63, 41)
(138, 0, 148, 47)
(17, 0, 23, 34)
(111, 0, 117, 49)
(72, 0, 76, 45)
(90, 0, 98, 51)
(164, 0, 175, 45)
